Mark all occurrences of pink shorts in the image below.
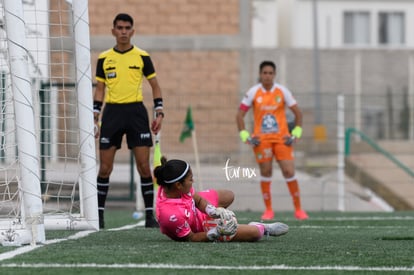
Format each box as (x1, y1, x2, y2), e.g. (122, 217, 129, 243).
(197, 189, 219, 206)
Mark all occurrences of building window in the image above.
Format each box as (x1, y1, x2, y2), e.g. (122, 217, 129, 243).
(344, 12, 370, 45)
(378, 12, 405, 45)
(252, 0, 277, 48)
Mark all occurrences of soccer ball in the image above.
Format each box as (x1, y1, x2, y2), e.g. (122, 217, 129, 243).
(203, 215, 238, 242)
(216, 215, 238, 235)
(132, 211, 143, 220)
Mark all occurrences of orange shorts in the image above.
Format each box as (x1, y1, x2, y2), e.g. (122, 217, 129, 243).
(253, 141, 294, 163)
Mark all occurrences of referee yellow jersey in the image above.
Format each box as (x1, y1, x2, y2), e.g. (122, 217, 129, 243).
(95, 46, 156, 104)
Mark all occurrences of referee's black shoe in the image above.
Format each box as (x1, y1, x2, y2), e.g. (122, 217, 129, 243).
(145, 215, 159, 228)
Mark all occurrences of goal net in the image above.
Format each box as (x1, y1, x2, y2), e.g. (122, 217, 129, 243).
(0, 0, 98, 246)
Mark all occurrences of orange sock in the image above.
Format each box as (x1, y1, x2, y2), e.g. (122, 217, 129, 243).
(287, 178, 302, 211)
(260, 180, 272, 211)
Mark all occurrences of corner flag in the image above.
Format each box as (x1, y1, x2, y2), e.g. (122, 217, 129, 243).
(178, 106, 203, 190)
(179, 106, 194, 143)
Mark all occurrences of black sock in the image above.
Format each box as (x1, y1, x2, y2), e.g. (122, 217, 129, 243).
(97, 176, 109, 214)
(140, 176, 154, 218)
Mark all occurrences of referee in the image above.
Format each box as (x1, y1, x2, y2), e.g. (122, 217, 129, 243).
(93, 13, 163, 228)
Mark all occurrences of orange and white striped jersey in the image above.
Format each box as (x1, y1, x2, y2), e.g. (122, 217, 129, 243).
(239, 83, 297, 143)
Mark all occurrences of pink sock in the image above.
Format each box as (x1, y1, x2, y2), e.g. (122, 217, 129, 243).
(252, 223, 265, 240)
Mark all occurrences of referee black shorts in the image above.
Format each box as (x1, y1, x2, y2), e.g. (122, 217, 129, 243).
(99, 102, 153, 150)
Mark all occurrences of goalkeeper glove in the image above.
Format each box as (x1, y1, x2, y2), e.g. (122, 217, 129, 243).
(291, 126, 303, 139)
(205, 205, 235, 220)
(239, 130, 260, 146)
(216, 217, 238, 236)
(207, 227, 220, 241)
(206, 217, 238, 241)
(239, 130, 250, 143)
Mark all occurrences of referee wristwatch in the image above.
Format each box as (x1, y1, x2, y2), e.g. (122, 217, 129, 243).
(156, 111, 164, 118)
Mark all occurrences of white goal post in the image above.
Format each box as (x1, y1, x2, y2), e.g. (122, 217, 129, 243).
(0, 0, 98, 246)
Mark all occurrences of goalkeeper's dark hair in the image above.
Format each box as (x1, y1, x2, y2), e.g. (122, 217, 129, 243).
(113, 13, 134, 27)
(154, 157, 191, 187)
(259, 60, 276, 72)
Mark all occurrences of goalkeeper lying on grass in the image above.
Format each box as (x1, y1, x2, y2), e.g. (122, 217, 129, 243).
(154, 157, 289, 242)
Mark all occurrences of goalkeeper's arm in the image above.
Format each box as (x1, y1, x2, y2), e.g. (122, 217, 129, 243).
(193, 192, 211, 214)
(194, 192, 235, 221)
(178, 231, 216, 242)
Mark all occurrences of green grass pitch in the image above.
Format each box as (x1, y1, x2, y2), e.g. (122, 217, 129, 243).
(0, 210, 413, 274)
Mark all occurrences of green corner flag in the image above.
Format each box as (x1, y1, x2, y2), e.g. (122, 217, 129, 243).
(179, 106, 194, 143)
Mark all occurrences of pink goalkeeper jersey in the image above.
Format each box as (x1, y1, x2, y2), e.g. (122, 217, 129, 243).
(156, 187, 208, 241)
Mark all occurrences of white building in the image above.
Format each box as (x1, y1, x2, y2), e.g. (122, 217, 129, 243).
(252, 0, 414, 49)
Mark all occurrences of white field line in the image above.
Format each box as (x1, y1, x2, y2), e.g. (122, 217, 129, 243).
(297, 216, 414, 221)
(0, 230, 96, 261)
(0, 263, 414, 272)
(108, 220, 145, 231)
(0, 221, 143, 261)
(292, 225, 411, 229)
(236, 216, 414, 222)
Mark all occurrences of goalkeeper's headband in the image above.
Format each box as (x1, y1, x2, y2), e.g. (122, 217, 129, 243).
(164, 162, 190, 184)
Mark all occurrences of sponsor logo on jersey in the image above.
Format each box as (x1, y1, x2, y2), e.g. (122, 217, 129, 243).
(261, 113, 278, 133)
(260, 105, 277, 111)
(169, 215, 177, 222)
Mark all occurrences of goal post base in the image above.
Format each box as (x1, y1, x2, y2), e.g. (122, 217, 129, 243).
(44, 215, 99, 231)
(0, 222, 46, 246)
